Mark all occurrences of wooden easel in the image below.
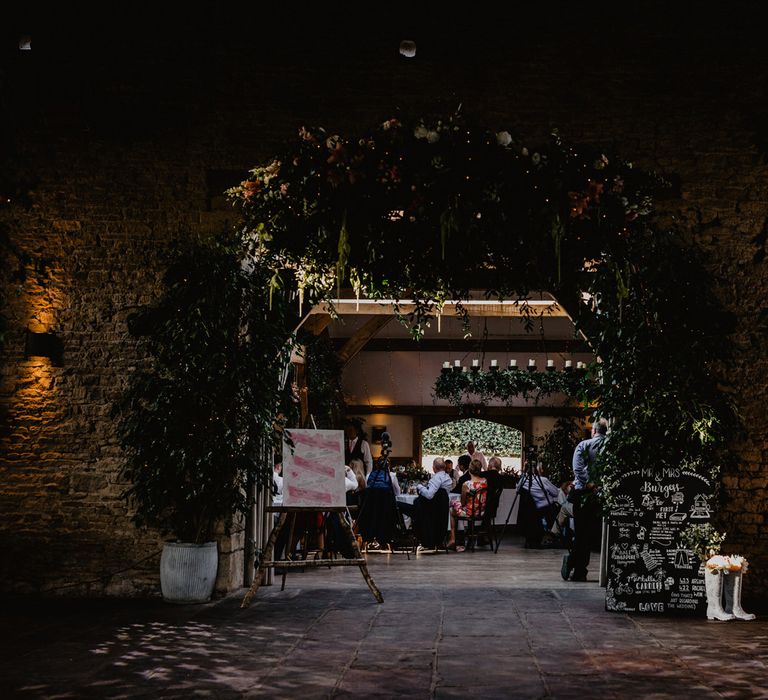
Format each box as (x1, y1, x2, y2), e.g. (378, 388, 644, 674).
(241, 505, 383, 608)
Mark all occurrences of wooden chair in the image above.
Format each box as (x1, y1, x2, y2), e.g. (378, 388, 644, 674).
(484, 483, 505, 552)
(455, 486, 491, 552)
(356, 489, 412, 559)
(411, 488, 450, 553)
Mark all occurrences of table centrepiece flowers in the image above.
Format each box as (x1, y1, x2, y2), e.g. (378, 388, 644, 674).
(398, 464, 431, 485)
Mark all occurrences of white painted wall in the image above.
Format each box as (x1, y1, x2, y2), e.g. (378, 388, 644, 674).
(531, 415, 558, 440)
(348, 413, 413, 458)
(341, 351, 594, 407)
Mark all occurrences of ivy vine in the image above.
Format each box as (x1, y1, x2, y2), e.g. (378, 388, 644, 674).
(115, 234, 297, 542)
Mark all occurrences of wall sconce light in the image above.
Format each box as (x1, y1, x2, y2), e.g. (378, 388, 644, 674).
(25, 329, 64, 366)
(399, 40, 417, 58)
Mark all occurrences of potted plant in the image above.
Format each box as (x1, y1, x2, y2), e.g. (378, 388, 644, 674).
(116, 236, 294, 602)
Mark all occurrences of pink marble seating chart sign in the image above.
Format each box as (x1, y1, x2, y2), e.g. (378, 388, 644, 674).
(282, 429, 346, 508)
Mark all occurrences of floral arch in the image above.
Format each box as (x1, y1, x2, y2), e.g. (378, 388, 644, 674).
(227, 110, 733, 494)
(121, 110, 734, 523)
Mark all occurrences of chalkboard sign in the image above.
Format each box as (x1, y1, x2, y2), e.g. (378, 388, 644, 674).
(606, 468, 712, 614)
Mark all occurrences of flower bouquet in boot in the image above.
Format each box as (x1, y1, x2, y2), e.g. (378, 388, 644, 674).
(717, 555, 756, 621)
(702, 555, 735, 621)
(680, 524, 732, 621)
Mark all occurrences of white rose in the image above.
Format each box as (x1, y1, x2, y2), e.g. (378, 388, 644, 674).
(496, 131, 512, 147)
(426, 130, 440, 144)
(414, 126, 429, 140)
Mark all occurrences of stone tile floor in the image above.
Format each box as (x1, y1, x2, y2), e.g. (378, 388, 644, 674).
(1, 536, 766, 699)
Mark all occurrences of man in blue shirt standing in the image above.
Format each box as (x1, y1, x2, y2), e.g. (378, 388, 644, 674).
(562, 418, 608, 582)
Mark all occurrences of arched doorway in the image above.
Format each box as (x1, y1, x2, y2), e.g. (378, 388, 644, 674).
(135, 112, 734, 591)
(420, 418, 523, 472)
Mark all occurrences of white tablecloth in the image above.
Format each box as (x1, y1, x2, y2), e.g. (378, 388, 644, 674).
(495, 488, 520, 526)
(396, 492, 458, 529)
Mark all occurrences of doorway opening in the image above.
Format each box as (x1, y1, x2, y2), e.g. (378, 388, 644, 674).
(420, 418, 522, 472)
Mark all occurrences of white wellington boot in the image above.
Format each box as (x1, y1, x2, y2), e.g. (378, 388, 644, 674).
(723, 571, 756, 621)
(705, 570, 735, 621)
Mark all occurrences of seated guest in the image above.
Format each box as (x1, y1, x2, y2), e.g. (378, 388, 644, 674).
(366, 457, 401, 496)
(398, 457, 451, 518)
(477, 456, 505, 542)
(451, 454, 472, 493)
(551, 479, 574, 542)
(444, 458, 456, 490)
(400, 458, 452, 549)
(346, 458, 367, 507)
(481, 456, 504, 491)
(417, 457, 452, 500)
(349, 458, 367, 492)
(516, 463, 560, 547)
(357, 455, 404, 549)
(272, 461, 283, 499)
(447, 460, 488, 551)
(344, 465, 359, 491)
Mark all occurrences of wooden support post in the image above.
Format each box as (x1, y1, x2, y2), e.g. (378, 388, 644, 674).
(338, 507, 384, 603)
(241, 512, 288, 608)
(281, 512, 298, 592)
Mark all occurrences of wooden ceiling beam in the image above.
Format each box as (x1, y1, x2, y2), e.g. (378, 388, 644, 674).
(299, 312, 333, 336)
(308, 300, 569, 318)
(336, 316, 393, 366)
(330, 338, 592, 353)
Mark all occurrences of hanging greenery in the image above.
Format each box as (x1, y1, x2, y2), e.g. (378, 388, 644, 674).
(214, 109, 735, 497)
(433, 367, 597, 406)
(302, 332, 346, 428)
(227, 111, 666, 335)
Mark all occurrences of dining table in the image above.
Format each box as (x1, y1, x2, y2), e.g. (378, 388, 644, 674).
(396, 492, 459, 529)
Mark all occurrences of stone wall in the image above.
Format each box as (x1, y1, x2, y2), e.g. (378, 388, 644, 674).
(1, 8, 766, 597)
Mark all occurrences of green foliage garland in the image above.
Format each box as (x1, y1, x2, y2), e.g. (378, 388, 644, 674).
(433, 367, 596, 406)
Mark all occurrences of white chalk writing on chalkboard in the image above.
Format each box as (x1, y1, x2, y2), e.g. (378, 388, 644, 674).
(607, 469, 712, 615)
(641, 481, 683, 499)
(689, 494, 711, 518)
(613, 495, 634, 513)
(640, 545, 664, 571)
(610, 542, 640, 564)
(673, 549, 691, 568)
(627, 571, 664, 592)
